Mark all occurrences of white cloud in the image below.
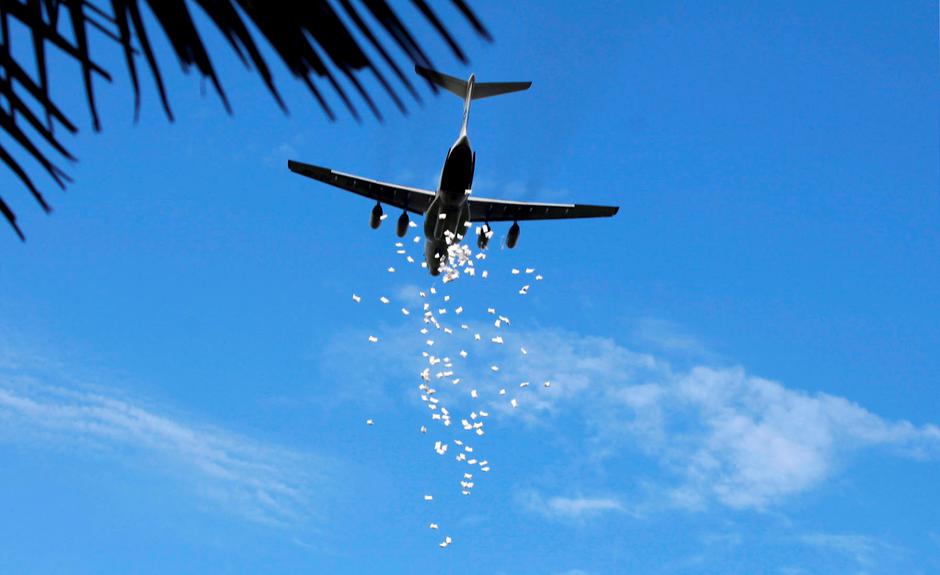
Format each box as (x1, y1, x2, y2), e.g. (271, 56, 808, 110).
(492, 329, 940, 510)
(631, 317, 713, 359)
(394, 283, 426, 307)
(797, 532, 900, 569)
(262, 141, 299, 167)
(520, 490, 629, 521)
(333, 320, 940, 512)
(0, 335, 325, 526)
(667, 367, 940, 509)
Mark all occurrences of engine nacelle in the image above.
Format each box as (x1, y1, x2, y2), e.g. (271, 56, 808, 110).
(370, 202, 383, 229)
(507, 221, 520, 249)
(396, 211, 409, 237)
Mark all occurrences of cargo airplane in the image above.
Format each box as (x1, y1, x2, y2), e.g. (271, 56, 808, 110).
(288, 66, 619, 275)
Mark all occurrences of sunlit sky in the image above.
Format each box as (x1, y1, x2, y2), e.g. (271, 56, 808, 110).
(1, 1, 938, 573)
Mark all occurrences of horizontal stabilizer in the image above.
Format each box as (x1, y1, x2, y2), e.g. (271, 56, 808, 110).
(415, 66, 468, 98)
(415, 65, 531, 100)
(471, 81, 531, 99)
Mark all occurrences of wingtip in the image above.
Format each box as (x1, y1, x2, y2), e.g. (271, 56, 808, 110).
(287, 160, 333, 180)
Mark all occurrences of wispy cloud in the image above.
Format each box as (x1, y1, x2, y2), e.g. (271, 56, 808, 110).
(797, 532, 906, 571)
(630, 317, 714, 360)
(519, 490, 630, 521)
(497, 329, 939, 510)
(664, 367, 940, 509)
(262, 141, 300, 167)
(0, 334, 326, 526)
(394, 282, 427, 307)
(470, 176, 572, 203)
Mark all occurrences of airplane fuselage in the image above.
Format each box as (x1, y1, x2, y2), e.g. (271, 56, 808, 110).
(423, 133, 475, 275)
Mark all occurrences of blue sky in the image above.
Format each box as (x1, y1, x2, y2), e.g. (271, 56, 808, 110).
(1, 1, 938, 573)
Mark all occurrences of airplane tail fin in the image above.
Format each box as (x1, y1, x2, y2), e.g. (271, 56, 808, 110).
(415, 66, 530, 133)
(415, 65, 531, 99)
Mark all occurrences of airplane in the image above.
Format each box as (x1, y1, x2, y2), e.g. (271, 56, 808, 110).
(288, 66, 619, 275)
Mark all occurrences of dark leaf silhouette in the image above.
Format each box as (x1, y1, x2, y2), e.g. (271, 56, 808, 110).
(0, 0, 490, 240)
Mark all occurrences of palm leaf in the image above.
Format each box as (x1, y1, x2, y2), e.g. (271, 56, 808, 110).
(0, 0, 491, 240)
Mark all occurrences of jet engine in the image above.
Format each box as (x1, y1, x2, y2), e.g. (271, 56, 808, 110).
(396, 211, 409, 237)
(506, 221, 520, 249)
(370, 202, 383, 229)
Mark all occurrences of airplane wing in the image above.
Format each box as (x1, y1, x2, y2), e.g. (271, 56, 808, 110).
(288, 160, 436, 215)
(467, 196, 619, 222)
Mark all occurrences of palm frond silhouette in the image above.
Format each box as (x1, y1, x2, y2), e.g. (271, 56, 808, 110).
(0, 0, 491, 240)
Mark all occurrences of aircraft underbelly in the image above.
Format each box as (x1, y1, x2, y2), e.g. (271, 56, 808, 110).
(423, 135, 474, 274)
(439, 139, 473, 202)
